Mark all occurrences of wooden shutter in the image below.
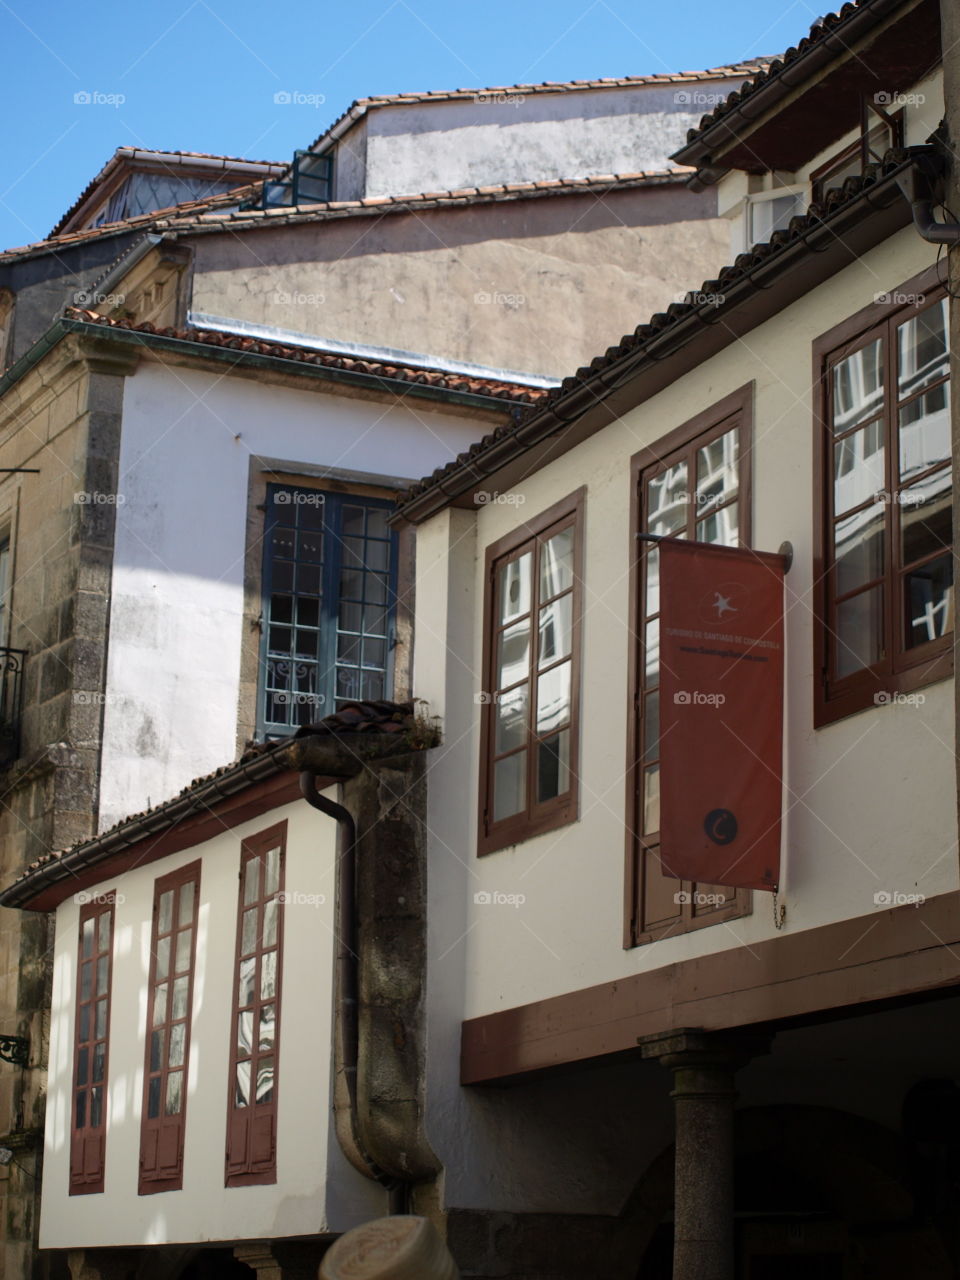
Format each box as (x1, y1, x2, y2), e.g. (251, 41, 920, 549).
(139, 861, 201, 1194)
(225, 822, 285, 1186)
(69, 893, 116, 1195)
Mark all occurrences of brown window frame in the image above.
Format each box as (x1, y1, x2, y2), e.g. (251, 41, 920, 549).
(478, 488, 585, 857)
(624, 386, 755, 949)
(810, 98, 904, 204)
(139, 860, 201, 1195)
(225, 821, 286, 1187)
(813, 264, 952, 726)
(70, 892, 117, 1195)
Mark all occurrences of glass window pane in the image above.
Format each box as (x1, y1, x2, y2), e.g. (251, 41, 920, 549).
(498, 554, 531, 624)
(644, 618, 659, 687)
(493, 752, 526, 823)
(90, 1086, 103, 1129)
(342, 505, 365, 536)
(538, 595, 572, 667)
(259, 1005, 275, 1051)
(898, 298, 948, 399)
(834, 421, 885, 515)
(243, 857, 260, 906)
(697, 501, 739, 547)
(179, 881, 195, 923)
(647, 460, 688, 536)
(96, 956, 108, 997)
(152, 984, 168, 1027)
(237, 1009, 253, 1057)
(147, 1076, 161, 1120)
(260, 951, 277, 1001)
(643, 691, 660, 763)
(696, 429, 739, 511)
(495, 683, 527, 755)
(149, 1030, 164, 1073)
(264, 847, 280, 898)
(834, 504, 885, 595)
(263, 900, 278, 949)
(298, 596, 320, 629)
(256, 1057, 275, 1105)
(172, 976, 189, 1021)
(539, 528, 574, 599)
(362, 637, 386, 670)
(270, 593, 293, 624)
(155, 935, 170, 982)
(367, 509, 389, 539)
(80, 962, 92, 1003)
(75, 1090, 86, 1130)
(95, 999, 107, 1040)
(901, 472, 952, 567)
(645, 545, 660, 617)
(900, 383, 950, 484)
(832, 339, 884, 434)
(537, 730, 570, 802)
(235, 1060, 251, 1108)
(643, 765, 660, 834)
(168, 1022, 186, 1068)
(360, 670, 384, 700)
(175, 928, 192, 975)
(77, 1046, 88, 1086)
(82, 917, 95, 959)
(904, 551, 954, 649)
(498, 620, 530, 690)
(164, 1070, 183, 1116)
(97, 912, 110, 953)
(79, 1005, 90, 1043)
(158, 891, 174, 935)
(536, 661, 571, 734)
(241, 908, 258, 956)
(93, 1043, 105, 1083)
(835, 587, 884, 679)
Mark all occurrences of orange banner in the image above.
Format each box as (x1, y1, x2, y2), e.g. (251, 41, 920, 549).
(658, 539, 785, 892)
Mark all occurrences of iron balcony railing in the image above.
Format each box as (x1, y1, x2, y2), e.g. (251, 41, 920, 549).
(0, 648, 26, 766)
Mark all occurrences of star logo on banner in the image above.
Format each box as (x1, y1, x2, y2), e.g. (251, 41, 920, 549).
(712, 591, 737, 618)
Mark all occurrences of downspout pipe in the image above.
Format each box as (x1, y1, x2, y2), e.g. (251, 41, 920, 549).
(299, 771, 409, 1215)
(895, 148, 960, 245)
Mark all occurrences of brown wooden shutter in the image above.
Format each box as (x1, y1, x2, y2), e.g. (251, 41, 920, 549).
(69, 893, 116, 1195)
(139, 861, 201, 1195)
(225, 822, 285, 1187)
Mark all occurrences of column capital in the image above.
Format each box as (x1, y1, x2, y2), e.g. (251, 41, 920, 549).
(639, 1027, 771, 1074)
(234, 1243, 283, 1279)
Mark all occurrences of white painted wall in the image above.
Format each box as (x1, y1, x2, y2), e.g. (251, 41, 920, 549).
(41, 795, 385, 1249)
(349, 81, 749, 198)
(414, 226, 959, 1209)
(99, 364, 493, 830)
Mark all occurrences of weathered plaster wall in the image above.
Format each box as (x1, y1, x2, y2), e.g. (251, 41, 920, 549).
(188, 184, 727, 378)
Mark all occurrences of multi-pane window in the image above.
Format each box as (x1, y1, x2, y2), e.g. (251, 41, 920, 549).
(810, 98, 904, 204)
(479, 492, 583, 855)
(627, 392, 752, 946)
(70, 894, 115, 1194)
(259, 486, 397, 738)
(817, 287, 952, 721)
(226, 824, 285, 1186)
(140, 862, 200, 1194)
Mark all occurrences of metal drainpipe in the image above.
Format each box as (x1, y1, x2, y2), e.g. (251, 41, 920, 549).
(299, 771, 409, 1216)
(894, 154, 960, 246)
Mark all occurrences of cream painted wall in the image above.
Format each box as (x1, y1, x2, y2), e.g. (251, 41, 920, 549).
(40, 795, 385, 1249)
(98, 362, 493, 831)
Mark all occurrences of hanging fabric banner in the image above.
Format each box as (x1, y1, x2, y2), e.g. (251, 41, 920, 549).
(658, 538, 785, 892)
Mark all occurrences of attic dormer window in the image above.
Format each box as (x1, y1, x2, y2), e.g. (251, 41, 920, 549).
(811, 97, 904, 205)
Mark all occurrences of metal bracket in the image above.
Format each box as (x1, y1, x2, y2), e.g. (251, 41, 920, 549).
(0, 1036, 29, 1067)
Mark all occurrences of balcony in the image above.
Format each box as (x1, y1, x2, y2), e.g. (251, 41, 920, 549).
(0, 648, 26, 767)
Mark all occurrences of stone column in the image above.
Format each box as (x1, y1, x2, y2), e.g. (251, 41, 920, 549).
(233, 1243, 283, 1279)
(640, 1029, 768, 1280)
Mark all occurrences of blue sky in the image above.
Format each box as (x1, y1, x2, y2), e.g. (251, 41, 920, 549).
(0, 0, 819, 251)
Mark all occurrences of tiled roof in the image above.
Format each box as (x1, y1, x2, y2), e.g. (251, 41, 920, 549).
(300, 61, 772, 156)
(60, 307, 548, 405)
(675, 0, 888, 163)
(49, 146, 286, 238)
(0, 701, 420, 905)
(395, 145, 922, 518)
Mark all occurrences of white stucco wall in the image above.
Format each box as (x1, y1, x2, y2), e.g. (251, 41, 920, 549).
(347, 81, 748, 198)
(99, 364, 494, 830)
(414, 226, 959, 1210)
(41, 795, 384, 1249)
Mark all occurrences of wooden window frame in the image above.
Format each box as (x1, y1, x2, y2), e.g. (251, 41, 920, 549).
(810, 98, 904, 204)
(813, 264, 951, 726)
(138, 860, 201, 1195)
(225, 821, 286, 1187)
(478, 488, 586, 857)
(624, 386, 755, 949)
(70, 892, 117, 1195)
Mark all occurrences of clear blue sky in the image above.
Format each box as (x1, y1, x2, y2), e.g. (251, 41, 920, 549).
(0, 0, 817, 251)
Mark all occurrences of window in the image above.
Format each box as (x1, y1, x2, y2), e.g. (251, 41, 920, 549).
(226, 823, 285, 1186)
(70, 893, 115, 1195)
(811, 99, 904, 205)
(139, 862, 200, 1194)
(0, 536, 10, 646)
(625, 388, 753, 947)
(744, 188, 805, 248)
(478, 490, 584, 856)
(815, 273, 951, 724)
(259, 486, 398, 737)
